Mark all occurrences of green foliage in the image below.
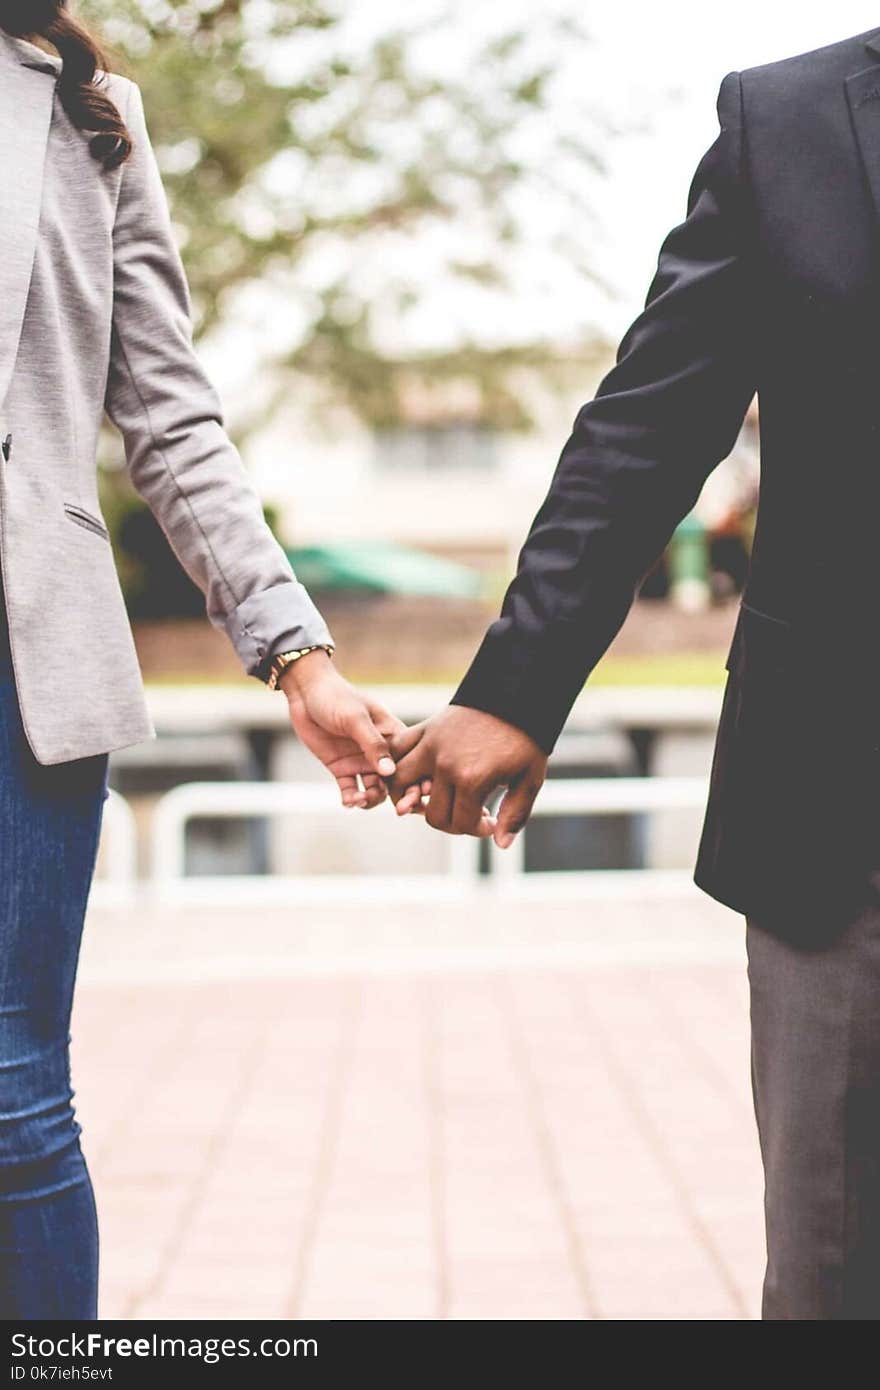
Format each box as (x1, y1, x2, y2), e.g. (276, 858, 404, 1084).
(80, 0, 607, 431)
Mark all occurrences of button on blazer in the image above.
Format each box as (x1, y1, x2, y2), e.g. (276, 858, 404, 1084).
(0, 33, 331, 765)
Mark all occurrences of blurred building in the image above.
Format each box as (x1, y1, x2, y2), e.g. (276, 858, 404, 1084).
(245, 368, 612, 575)
(244, 361, 760, 590)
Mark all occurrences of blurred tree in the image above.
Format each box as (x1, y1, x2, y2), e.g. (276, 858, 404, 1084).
(82, 0, 608, 432)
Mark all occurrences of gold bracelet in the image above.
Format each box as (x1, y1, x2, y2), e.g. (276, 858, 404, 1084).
(266, 644, 334, 691)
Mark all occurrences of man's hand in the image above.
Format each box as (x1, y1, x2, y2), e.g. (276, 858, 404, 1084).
(389, 706, 548, 847)
(280, 650, 403, 809)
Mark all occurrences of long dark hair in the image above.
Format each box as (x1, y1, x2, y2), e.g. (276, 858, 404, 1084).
(0, 1, 132, 169)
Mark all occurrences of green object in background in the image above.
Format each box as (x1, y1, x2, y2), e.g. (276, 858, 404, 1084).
(668, 512, 707, 584)
(286, 542, 483, 599)
(667, 511, 710, 609)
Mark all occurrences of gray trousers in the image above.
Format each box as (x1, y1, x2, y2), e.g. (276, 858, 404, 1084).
(747, 877, 880, 1319)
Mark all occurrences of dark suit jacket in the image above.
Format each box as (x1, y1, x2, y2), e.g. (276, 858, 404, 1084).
(452, 26, 880, 938)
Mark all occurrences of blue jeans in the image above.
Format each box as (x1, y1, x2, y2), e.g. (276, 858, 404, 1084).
(0, 629, 107, 1318)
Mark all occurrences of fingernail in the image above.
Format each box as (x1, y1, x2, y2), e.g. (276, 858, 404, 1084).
(378, 757, 396, 776)
(497, 832, 517, 850)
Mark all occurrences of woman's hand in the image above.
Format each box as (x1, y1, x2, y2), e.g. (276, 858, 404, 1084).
(279, 650, 403, 809)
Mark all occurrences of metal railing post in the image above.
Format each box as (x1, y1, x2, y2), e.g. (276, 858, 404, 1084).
(89, 789, 138, 908)
(143, 776, 709, 903)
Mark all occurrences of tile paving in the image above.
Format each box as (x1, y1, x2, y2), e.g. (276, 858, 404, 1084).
(71, 891, 765, 1320)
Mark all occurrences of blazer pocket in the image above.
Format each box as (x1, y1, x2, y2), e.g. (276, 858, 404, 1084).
(63, 503, 110, 542)
(724, 600, 792, 679)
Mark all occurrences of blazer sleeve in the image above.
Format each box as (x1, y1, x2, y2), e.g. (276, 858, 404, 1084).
(452, 71, 756, 752)
(103, 79, 333, 678)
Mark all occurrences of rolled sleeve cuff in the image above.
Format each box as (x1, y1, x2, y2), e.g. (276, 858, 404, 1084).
(222, 582, 335, 681)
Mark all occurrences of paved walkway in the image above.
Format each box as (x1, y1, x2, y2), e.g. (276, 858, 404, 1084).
(72, 891, 765, 1320)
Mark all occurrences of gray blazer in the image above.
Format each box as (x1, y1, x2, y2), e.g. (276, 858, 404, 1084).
(0, 32, 332, 765)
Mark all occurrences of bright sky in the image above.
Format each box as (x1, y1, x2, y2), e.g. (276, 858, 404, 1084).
(213, 3, 880, 411)
(229, 2, 880, 511)
(344, 2, 880, 338)
(578, 2, 880, 330)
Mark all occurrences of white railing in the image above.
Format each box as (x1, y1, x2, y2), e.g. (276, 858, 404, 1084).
(90, 790, 139, 908)
(142, 776, 710, 905)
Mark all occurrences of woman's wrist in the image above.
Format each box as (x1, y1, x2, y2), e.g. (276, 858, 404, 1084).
(277, 646, 334, 699)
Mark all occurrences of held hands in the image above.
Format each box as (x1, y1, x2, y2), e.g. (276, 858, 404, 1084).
(388, 706, 548, 849)
(280, 649, 403, 809)
(282, 654, 547, 846)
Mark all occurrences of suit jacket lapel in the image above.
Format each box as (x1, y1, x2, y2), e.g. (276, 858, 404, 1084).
(845, 33, 880, 234)
(0, 42, 57, 410)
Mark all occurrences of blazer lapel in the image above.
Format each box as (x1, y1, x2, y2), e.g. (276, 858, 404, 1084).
(0, 42, 57, 410)
(845, 32, 880, 233)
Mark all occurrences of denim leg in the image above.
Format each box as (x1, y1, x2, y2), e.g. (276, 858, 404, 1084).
(0, 656, 107, 1318)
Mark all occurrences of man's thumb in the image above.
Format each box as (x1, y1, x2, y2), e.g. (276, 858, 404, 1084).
(494, 774, 541, 850)
(388, 720, 428, 763)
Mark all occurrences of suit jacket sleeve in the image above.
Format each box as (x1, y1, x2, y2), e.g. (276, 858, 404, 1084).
(103, 79, 333, 678)
(452, 71, 756, 752)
